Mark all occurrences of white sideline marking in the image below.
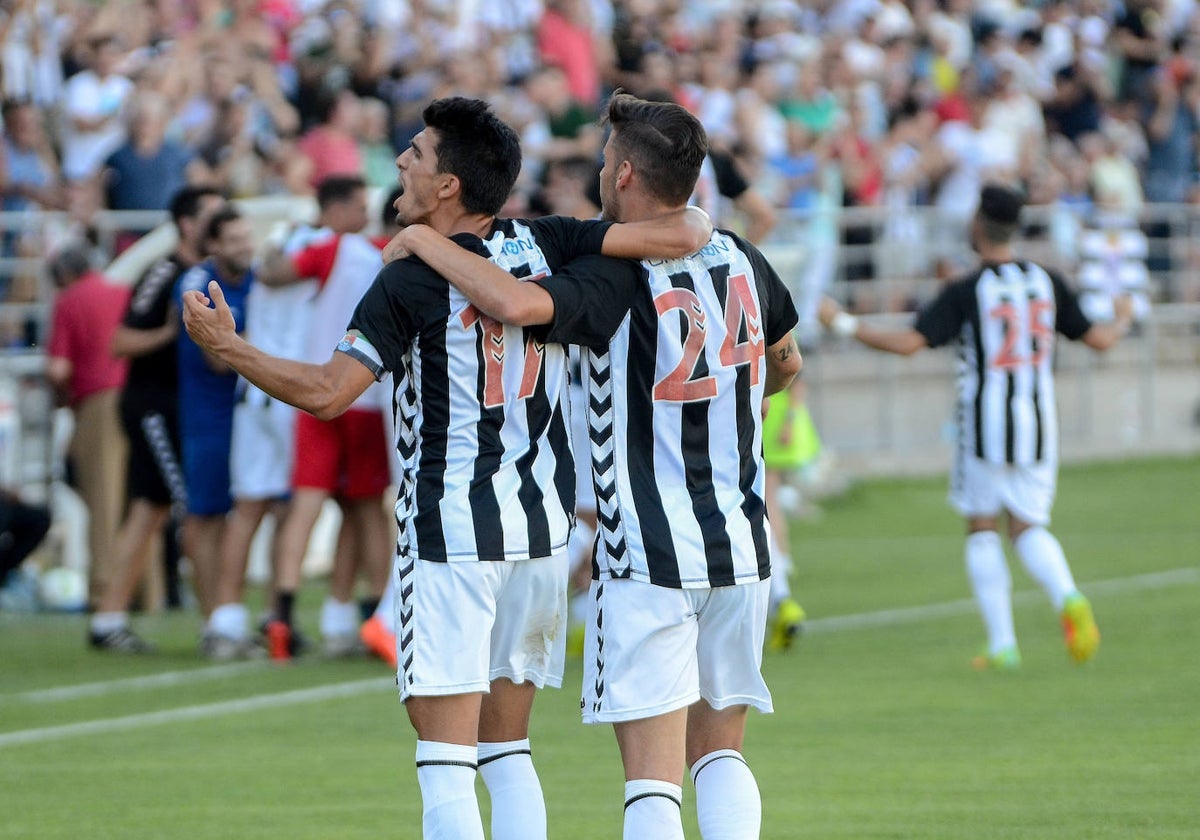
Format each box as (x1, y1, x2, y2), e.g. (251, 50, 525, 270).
(18, 662, 265, 703)
(803, 567, 1199, 634)
(0, 677, 391, 748)
(1, 566, 1194, 749)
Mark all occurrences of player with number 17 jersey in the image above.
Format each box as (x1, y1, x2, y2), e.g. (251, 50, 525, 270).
(531, 229, 799, 589)
(340, 215, 611, 564)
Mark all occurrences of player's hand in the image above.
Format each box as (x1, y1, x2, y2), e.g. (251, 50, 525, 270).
(1113, 293, 1135, 322)
(381, 229, 411, 264)
(183, 280, 237, 354)
(817, 297, 842, 328)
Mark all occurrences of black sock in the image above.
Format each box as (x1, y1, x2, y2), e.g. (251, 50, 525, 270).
(274, 591, 295, 626)
(358, 597, 380, 621)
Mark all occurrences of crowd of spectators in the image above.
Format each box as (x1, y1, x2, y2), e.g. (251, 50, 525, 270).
(0, 0, 1196, 303)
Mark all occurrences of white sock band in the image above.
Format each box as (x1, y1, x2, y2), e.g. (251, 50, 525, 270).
(691, 750, 762, 840)
(90, 611, 128, 635)
(319, 597, 359, 637)
(478, 739, 545, 840)
(623, 779, 684, 840)
(965, 531, 1016, 654)
(1013, 526, 1077, 611)
(415, 741, 483, 840)
(207, 603, 249, 639)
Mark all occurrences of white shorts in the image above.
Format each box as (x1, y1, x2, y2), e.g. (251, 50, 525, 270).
(949, 454, 1057, 526)
(581, 578, 773, 725)
(569, 382, 595, 512)
(230, 397, 297, 501)
(395, 551, 569, 702)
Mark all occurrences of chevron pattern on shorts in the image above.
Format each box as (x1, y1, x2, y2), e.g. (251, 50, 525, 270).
(591, 581, 605, 714)
(588, 351, 629, 577)
(396, 555, 416, 688)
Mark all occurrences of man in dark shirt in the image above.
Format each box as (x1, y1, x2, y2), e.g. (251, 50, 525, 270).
(88, 185, 225, 652)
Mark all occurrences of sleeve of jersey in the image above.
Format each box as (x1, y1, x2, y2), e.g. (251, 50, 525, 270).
(914, 283, 968, 348)
(341, 262, 424, 380)
(526, 216, 613, 268)
(292, 239, 339, 284)
(531, 255, 640, 349)
(710, 150, 750, 200)
(1049, 271, 1093, 340)
(739, 236, 799, 344)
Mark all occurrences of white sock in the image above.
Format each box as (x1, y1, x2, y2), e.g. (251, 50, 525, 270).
(1013, 527, 1077, 611)
(207, 603, 249, 640)
(90, 611, 128, 635)
(965, 531, 1016, 654)
(768, 537, 793, 612)
(478, 739, 546, 840)
(568, 516, 596, 571)
(691, 750, 761, 840)
(415, 741, 484, 840)
(623, 779, 684, 840)
(319, 596, 359, 638)
(372, 556, 398, 633)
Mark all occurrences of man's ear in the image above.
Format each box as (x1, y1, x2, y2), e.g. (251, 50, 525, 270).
(615, 160, 633, 190)
(437, 173, 461, 201)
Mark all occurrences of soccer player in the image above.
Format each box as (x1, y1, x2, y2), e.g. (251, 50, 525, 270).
(391, 93, 802, 840)
(818, 183, 1134, 669)
(175, 206, 256, 621)
(245, 175, 393, 660)
(90, 185, 225, 651)
(182, 97, 710, 840)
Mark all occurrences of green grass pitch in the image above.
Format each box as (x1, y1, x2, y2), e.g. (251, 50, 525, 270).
(1, 456, 1196, 838)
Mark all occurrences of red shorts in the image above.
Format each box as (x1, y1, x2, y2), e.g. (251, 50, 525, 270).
(292, 409, 391, 499)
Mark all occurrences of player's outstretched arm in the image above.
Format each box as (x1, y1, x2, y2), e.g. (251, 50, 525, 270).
(183, 280, 375, 420)
(1081, 294, 1135, 351)
(765, 332, 802, 396)
(395, 224, 555, 326)
(817, 297, 928, 356)
(599, 206, 712, 258)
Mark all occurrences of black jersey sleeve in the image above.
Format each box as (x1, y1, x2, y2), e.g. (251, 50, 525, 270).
(914, 278, 973, 348)
(709, 149, 750, 200)
(730, 232, 799, 345)
(1048, 269, 1093, 341)
(345, 258, 446, 376)
(524, 216, 613, 269)
(123, 257, 180, 330)
(531, 254, 642, 349)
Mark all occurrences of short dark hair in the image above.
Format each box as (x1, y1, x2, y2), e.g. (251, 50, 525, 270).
(977, 183, 1025, 243)
(48, 243, 92, 284)
(604, 92, 707, 205)
(169, 185, 224, 227)
(422, 97, 521, 216)
(316, 175, 366, 209)
(205, 206, 244, 242)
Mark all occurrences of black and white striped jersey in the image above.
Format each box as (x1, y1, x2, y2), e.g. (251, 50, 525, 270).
(533, 230, 798, 589)
(914, 260, 1092, 466)
(341, 216, 610, 563)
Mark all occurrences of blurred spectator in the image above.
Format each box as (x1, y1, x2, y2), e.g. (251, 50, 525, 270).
(0, 99, 61, 214)
(297, 87, 363, 188)
(45, 243, 130, 607)
(103, 91, 201, 211)
(357, 96, 396, 189)
(1142, 63, 1199, 204)
(537, 0, 605, 107)
(1043, 63, 1105, 143)
(59, 34, 133, 183)
(541, 155, 601, 220)
(0, 0, 64, 107)
(521, 65, 602, 175)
